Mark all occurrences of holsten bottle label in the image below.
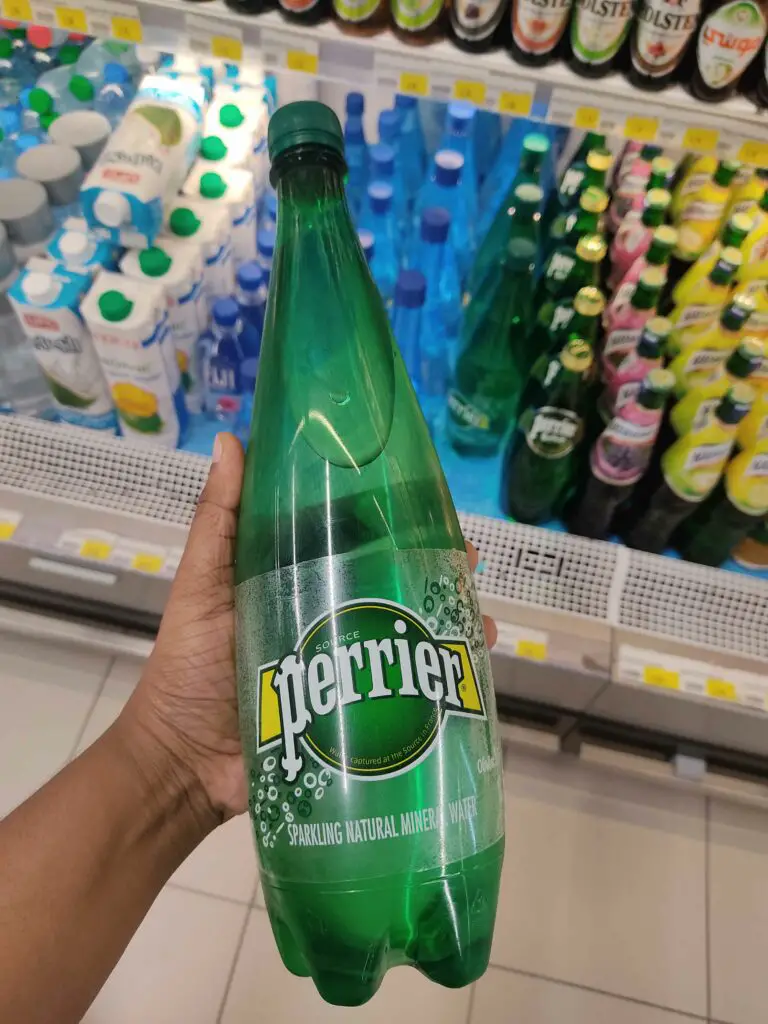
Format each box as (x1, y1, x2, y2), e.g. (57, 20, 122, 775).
(571, 0, 635, 64)
(453, 0, 507, 41)
(512, 0, 572, 53)
(392, 0, 444, 30)
(237, 550, 504, 881)
(334, 0, 380, 20)
(524, 405, 582, 457)
(697, 0, 767, 89)
(632, 0, 700, 77)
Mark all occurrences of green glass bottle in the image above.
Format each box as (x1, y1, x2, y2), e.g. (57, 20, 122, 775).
(447, 184, 541, 456)
(500, 338, 594, 523)
(235, 102, 504, 1007)
(526, 285, 606, 383)
(545, 184, 609, 261)
(535, 232, 608, 311)
(541, 143, 610, 241)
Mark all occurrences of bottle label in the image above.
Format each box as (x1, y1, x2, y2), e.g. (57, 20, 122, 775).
(512, 0, 573, 53)
(664, 439, 732, 499)
(447, 389, 491, 431)
(559, 167, 586, 202)
(453, 0, 507, 40)
(631, 0, 700, 77)
(280, 0, 321, 12)
(525, 405, 582, 458)
(615, 379, 642, 409)
(691, 396, 719, 432)
(683, 347, 724, 375)
(603, 326, 641, 363)
(683, 440, 731, 472)
(675, 302, 718, 330)
(697, 0, 767, 89)
(545, 251, 576, 283)
(726, 450, 768, 514)
(592, 412, 661, 484)
(334, 0, 381, 22)
(236, 549, 504, 882)
(571, 0, 634, 64)
(392, 0, 444, 30)
(680, 200, 723, 224)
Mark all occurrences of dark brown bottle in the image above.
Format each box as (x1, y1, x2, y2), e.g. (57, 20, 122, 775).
(450, 0, 510, 50)
(687, 0, 768, 101)
(391, 0, 447, 41)
(509, 0, 573, 64)
(628, 0, 701, 89)
(278, 0, 330, 24)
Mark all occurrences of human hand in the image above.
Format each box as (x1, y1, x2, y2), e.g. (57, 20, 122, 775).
(118, 432, 497, 837)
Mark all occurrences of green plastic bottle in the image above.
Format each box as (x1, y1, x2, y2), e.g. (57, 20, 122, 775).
(235, 101, 504, 1007)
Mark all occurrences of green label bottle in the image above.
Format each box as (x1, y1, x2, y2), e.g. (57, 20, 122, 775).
(235, 102, 504, 1006)
(569, 0, 635, 75)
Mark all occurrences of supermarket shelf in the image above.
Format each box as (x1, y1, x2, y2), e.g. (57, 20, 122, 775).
(4, 0, 768, 156)
(1, 415, 768, 758)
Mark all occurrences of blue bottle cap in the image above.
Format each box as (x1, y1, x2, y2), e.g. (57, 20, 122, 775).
(264, 191, 277, 220)
(434, 149, 463, 187)
(367, 181, 393, 214)
(395, 94, 417, 110)
(257, 226, 275, 257)
(236, 261, 264, 292)
(346, 91, 364, 116)
(378, 109, 401, 145)
(369, 142, 394, 178)
(103, 61, 130, 85)
(212, 296, 239, 327)
(421, 206, 450, 243)
(358, 228, 374, 262)
(345, 115, 365, 144)
(395, 269, 426, 309)
(242, 357, 258, 389)
(447, 100, 475, 135)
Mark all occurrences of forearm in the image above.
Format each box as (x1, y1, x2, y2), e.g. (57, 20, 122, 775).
(0, 707, 213, 1024)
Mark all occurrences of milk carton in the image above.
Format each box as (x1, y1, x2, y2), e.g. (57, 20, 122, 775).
(206, 86, 269, 195)
(81, 271, 188, 449)
(120, 239, 207, 413)
(8, 266, 117, 431)
(183, 164, 257, 265)
(163, 197, 234, 303)
(81, 74, 208, 248)
(45, 220, 121, 277)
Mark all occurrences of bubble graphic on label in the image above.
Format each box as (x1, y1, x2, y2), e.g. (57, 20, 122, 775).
(263, 756, 276, 772)
(303, 773, 317, 789)
(298, 799, 312, 817)
(268, 786, 278, 801)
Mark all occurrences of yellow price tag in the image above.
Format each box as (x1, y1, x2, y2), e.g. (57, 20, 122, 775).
(625, 115, 658, 143)
(453, 79, 486, 105)
(132, 552, 165, 575)
(498, 91, 532, 116)
(211, 35, 243, 62)
(55, 5, 88, 31)
(516, 639, 547, 662)
(683, 126, 719, 152)
(398, 71, 429, 97)
(111, 15, 143, 43)
(574, 106, 600, 131)
(0, 521, 17, 541)
(738, 139, 768, 166)
(286, 49, 318, 74)
(706, 677, 737, 701)
(79, 539, 113, 561)
(643, 664, 679, 689)
(1, 0, 32, 20)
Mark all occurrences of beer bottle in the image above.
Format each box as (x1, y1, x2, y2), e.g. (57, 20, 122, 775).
(501, 338, 594, 523)
(569, 368, 674, 539)
(237, 101, 504, 1005)
(278, 0, 330, 25)
(569, 0, 636, 76)
(391, 0, 447, 41)
(620, 383, 754, 552)
(334, 0, 390, 33)
(688, 0, 768, 101)
(450, 0, 510, 51)
(509, 0, 573, 64)
(628, 0, 701, 90)
(447, 184, 541, 455)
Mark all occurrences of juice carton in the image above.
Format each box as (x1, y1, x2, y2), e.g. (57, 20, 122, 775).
(45, 220, 120, 277)
(81, 74, 208, 248)
(120, 239, 207, 413)
(81, 270, 188, 449)
(163, 196, 234, 304)
(8, 265, 117, 431)
(183, 163, 257, 265)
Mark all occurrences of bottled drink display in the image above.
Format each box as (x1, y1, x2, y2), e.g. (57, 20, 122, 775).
(628, 0, 701, 89)
(449, 0, 509, 50)
(509, 0, 573, 64)
(569, 0, 635, 76)
(235, 100, 504, 1005)
(688, 0, 768, 101)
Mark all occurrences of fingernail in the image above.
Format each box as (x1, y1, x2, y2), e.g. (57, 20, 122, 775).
(212, 435, 223, 464)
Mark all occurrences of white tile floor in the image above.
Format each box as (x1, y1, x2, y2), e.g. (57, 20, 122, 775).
(2, 630, 766, 1024)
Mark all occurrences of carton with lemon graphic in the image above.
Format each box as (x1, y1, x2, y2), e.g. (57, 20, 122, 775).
(81, 271, 188, 450)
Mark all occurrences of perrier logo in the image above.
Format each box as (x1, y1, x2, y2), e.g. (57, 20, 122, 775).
(256, 599, 485, 783)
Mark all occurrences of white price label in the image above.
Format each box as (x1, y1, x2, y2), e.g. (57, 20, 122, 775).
(58, 528, 117, 563)
(0, 509, 22, 542)
(261, 28, 318, 75)
(186, 14, 244, 63)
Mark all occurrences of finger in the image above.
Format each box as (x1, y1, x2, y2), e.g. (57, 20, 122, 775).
(465, 540, 478, 572)
(483, 615, 498, 649)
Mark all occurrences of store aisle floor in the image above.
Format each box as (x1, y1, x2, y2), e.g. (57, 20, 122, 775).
(1, 630, 766, 1024)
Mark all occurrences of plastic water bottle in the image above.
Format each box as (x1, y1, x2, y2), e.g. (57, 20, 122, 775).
(256, 226, 275, 283)
(358, 228, 374, 266)
(235, 356, 258, 445)
(414, 150, 473, 281)
(474, 110, 501, 186)
(29, 67, 93, 117)
(26, 26, 61, 78)
(0, 129, 17, 175)
(411, 206, 462, 362)
(360, 181, 399, 302)
(0, 37, 25, 106)
(259, 190, 277, 232)
(366, 143, 405, 234)
(236, 261, 267, 352)
(378, 109, 409, 230)
(439, 101, 478, 228)
(394, 94, 426, 201)
(77, 39, 139, 84)
(344, 115, 368, 221)
(346, 90, 364, 118)
(202, 297, 246, 425)
(391, 268, 425, 382)
(94, 62, 134, 126)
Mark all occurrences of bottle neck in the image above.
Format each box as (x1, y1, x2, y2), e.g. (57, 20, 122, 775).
(646, 239, 672, 266)
(633, 283, 659, 311)
(275, 150, 348, 211)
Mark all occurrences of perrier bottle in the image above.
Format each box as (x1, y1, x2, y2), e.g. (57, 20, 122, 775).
(235, 102, 504, 1006)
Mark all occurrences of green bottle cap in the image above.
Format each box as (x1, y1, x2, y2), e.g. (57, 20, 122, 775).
(711, 246, 742, 283)
(99, 290, 133, 323)
(640, 368, 675, 410)
(169, 207, 201, 238)
(634, 267, 665, 308)
(521, 132, 550, 156)
(201, 135, 227, 162)
(200, 171, 227, 199)
(560, 337, 593, 373)
(40, 112, 58, 130)
(574, 286, 605, 318)
(8, 27, 25, 39)
(717, 382, 754, 424)
(715, 159, 740, 187)
(721, 292, 756, 331)
(219, 103, 244, 129)
(0, 39, 12, 59)
(647, 225, 677, 264)
(138, 247, 172, 277)
(57, 43, 80, 65)
(640, 144, 662, 161)
(723, 212, 753, 247)
(69, 74, 93, 102)
(28, 88, 53, 115)
(268, 100, 343, 165)
(649, 156, 675, 185)
(727, 336, 764, 379)
(637, 317, 667, 358)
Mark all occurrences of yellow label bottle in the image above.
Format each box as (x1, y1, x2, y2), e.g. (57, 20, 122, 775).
(668, 292, 756, 396)
(736, 189, 768, 286)
(670, 154, 718, 222)
(673, 213, 753, 312)
(667, 247, 742, 355)
(674, 159, 741, 263)
(724, 168, 768, 222)
(737, 389, 768, 450)
(739, 280, 768, 340)
(670, 336, 763, 436)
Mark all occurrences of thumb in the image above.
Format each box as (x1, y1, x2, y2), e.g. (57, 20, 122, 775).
(173, 432, 245, 596)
